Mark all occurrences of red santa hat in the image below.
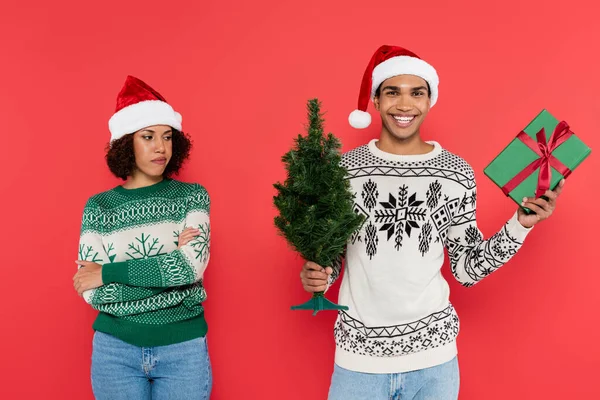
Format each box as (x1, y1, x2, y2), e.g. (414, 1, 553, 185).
(349, 45, 439, 129)
(108, 76, 182, 141)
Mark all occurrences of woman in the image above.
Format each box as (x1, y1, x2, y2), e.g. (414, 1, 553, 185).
(73, 76, 212, 400)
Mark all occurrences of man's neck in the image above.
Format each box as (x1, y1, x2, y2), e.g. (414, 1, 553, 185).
(122, 172, 164, 189)
(376, 132, 433, 156)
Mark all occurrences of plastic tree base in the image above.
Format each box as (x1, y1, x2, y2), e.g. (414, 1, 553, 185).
(291, 293, 348, 316)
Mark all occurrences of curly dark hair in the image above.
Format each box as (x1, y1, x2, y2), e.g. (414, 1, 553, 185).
(105, 129, 193, 180)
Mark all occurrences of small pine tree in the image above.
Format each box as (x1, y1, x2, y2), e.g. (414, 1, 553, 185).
(273, 98, 365, 315)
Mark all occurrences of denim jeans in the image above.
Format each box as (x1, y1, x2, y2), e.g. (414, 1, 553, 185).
(328, 356, 459, 400)
(91, 331, 212, 400)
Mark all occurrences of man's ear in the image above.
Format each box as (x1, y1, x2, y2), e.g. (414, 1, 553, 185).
(373, 96, 380, 111)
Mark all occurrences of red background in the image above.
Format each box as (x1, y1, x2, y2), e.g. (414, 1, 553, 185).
(1, 0, 599, 398)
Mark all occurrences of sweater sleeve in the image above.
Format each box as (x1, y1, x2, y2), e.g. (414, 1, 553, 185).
(78, 197, 105, 304)
(101, 184, 211, 288)
(446, 178, 533, 287)
(78, 198, 167, 304)
(324, 249, 345, 292)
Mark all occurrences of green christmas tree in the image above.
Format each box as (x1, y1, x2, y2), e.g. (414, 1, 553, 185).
(273, 98, 365, 315)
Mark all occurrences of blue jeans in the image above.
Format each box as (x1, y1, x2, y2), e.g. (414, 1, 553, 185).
(91, 331, 212, 400)
(328, 357, 459, 400)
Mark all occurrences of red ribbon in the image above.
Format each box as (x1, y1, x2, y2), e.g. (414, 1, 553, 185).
(501, 121, 573, 198)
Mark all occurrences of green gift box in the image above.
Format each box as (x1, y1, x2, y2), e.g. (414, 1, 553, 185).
(484, 109, 591, 213)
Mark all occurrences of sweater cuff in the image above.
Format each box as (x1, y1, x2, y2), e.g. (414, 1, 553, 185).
(102, 261, 129, 284)
(324, 273, 335, 294)
(506, 211, 533, 243)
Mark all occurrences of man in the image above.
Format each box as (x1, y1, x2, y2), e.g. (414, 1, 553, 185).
(300, 45, 564, 400)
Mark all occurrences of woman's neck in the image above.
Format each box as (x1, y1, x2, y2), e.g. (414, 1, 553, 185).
(122, 171, 164, 189)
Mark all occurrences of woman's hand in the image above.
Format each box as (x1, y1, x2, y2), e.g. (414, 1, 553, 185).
(178, 227, 200, 248)
(73, 261, 103, 295)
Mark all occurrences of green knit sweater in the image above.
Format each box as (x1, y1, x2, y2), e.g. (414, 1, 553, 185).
(78, 179, 210, 347)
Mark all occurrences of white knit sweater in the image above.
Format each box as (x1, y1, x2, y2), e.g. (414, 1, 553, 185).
(330, 140, 532, 373)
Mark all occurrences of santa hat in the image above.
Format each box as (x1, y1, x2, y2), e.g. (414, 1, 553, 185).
(108, 76, 182, 141)
(349, 45, 439, 129)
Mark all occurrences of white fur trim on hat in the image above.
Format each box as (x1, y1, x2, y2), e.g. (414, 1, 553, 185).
(349, 110, 372, 129)
(371, 56, 439, 107)
(108, 100, 183, 141)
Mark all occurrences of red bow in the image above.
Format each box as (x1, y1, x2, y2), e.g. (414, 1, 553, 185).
(501, 121, 573, 198)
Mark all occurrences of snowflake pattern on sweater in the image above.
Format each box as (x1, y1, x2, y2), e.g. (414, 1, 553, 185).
(330, 140, 531, 373)
(77, 179, 211, 347)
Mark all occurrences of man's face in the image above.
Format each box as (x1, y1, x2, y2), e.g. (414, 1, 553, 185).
(373, 74, 431, 142)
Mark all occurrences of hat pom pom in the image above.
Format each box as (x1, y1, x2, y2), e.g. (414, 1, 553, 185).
(349, 110, 371, 129)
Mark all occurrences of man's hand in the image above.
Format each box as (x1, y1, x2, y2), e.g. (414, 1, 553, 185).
(73, 261, 103, 296)
(300, 261, 333, 293)
(518, 179, 565, 228)
(178, 227, 200, 248)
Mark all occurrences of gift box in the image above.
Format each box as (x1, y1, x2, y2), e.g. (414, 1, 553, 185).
(484, 109, 591, 213)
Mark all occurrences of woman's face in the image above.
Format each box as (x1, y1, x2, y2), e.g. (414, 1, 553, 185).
(131, 125, 173, 179)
